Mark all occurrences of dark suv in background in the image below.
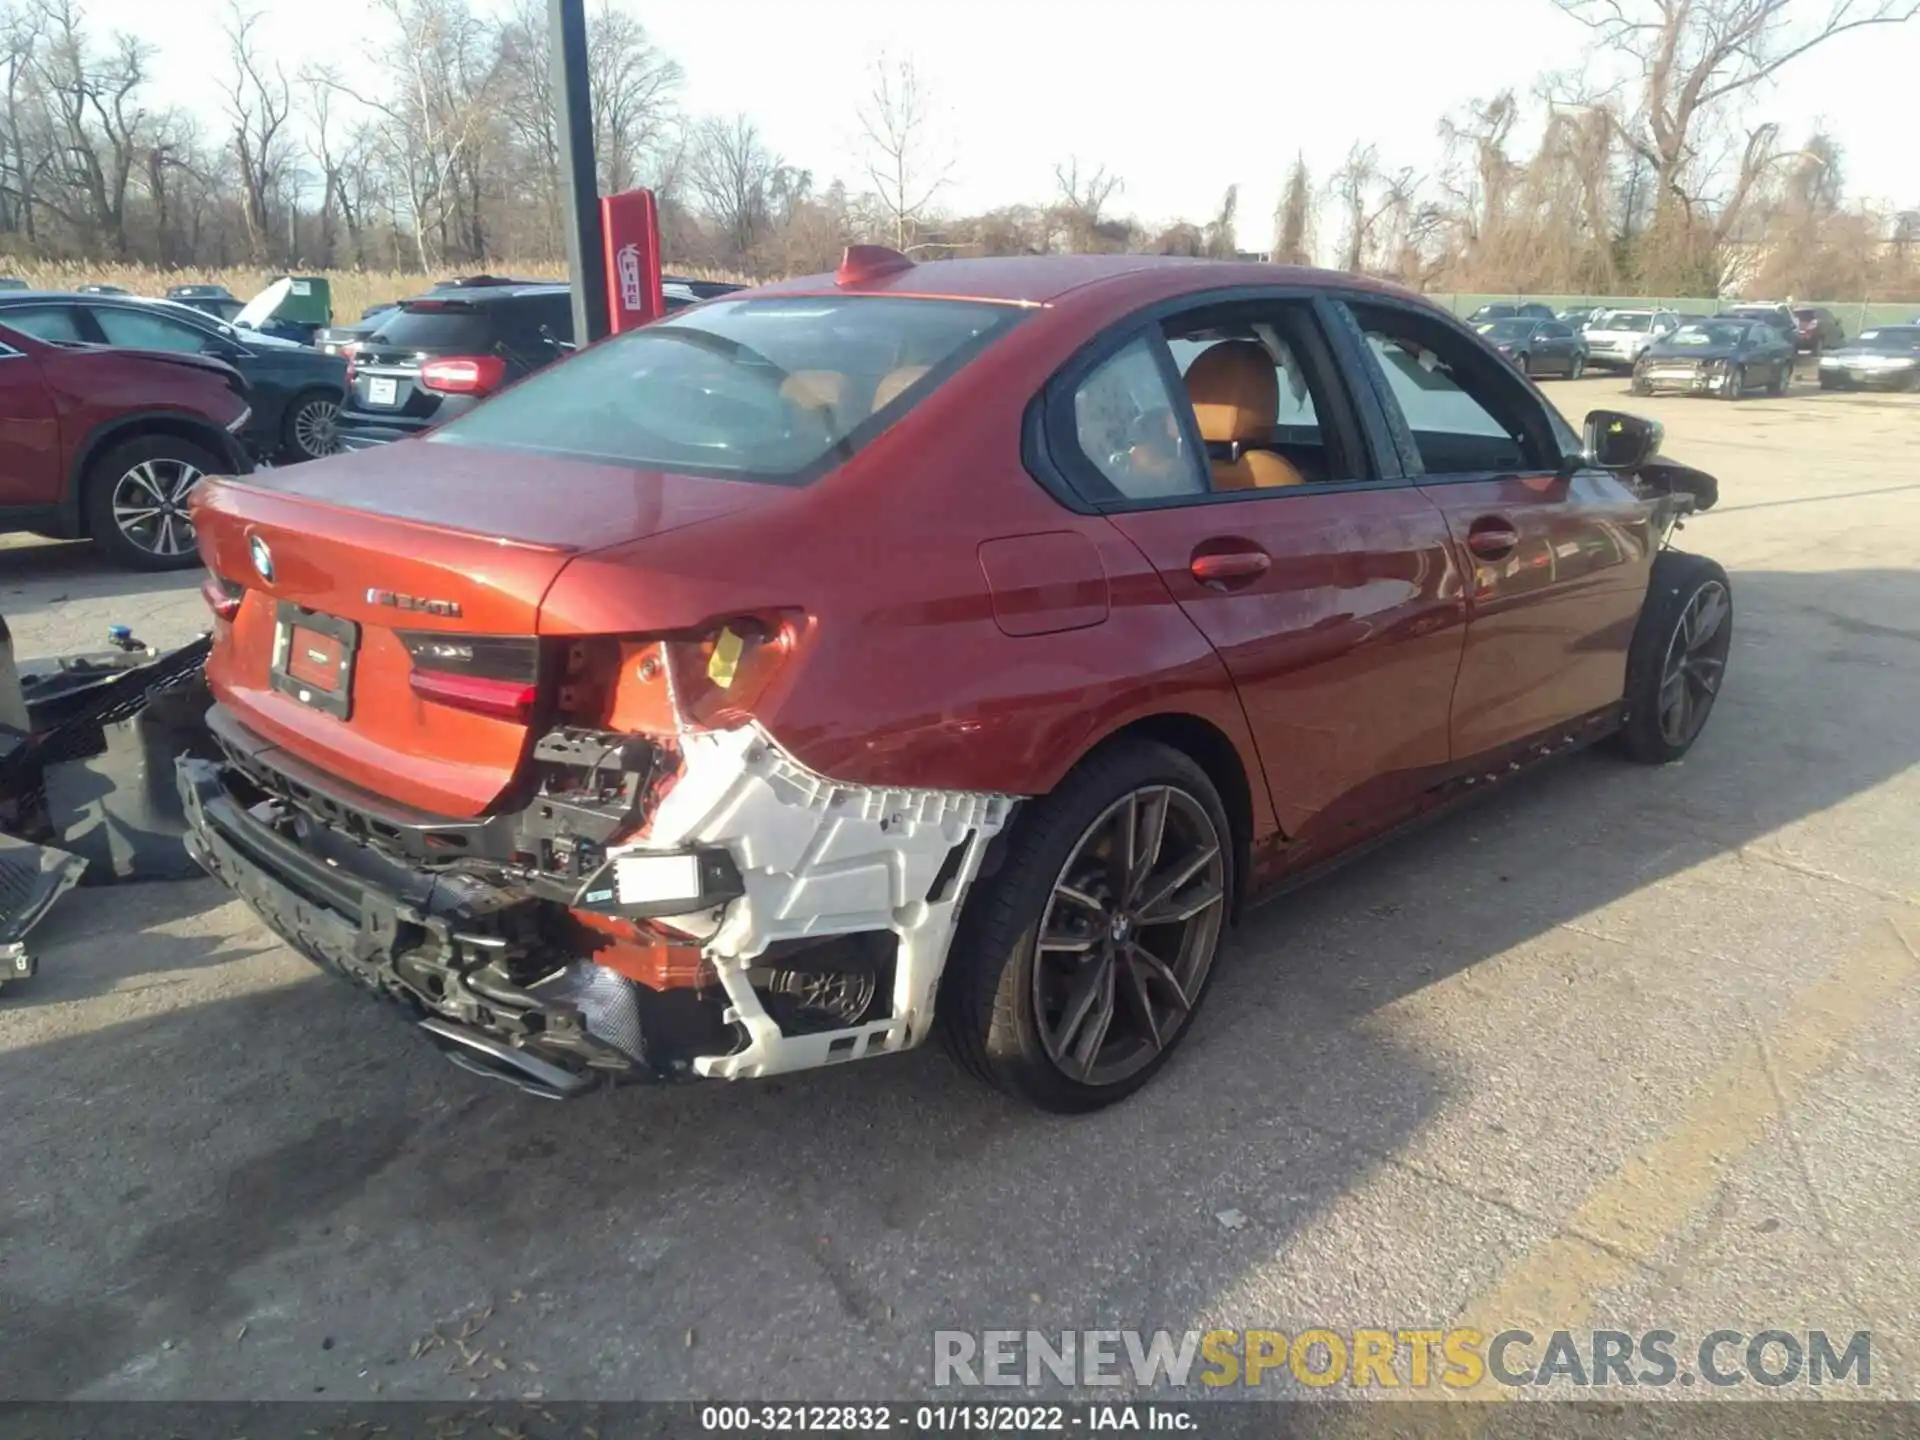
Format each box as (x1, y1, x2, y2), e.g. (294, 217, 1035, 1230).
(336, 283, 573, 450)
(1791, 306, 1846, 353)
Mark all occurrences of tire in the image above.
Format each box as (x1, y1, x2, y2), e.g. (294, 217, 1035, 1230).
(1570, 355, 1586, 380)
(1629, 376, 1651, 396)
(1768, 364, 1789, 397)
(1516, 353, 1531, 377)
(1722, 365, 1745, 401)
(282, 390, 342, 462)
(1612, 552, 1733, 765)
(938, 740, 1234, 1113)
(84, 434, 221, 572)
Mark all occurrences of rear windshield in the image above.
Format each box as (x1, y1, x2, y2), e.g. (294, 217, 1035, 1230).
(1477, 319, 1536, 340)
(1671, 322, 1749, 346)
(426, 296, 1024, 482)
(368, 302, 493, 349)
(1855, 327, 1920, 350)
(1598, 313, 1655, 332)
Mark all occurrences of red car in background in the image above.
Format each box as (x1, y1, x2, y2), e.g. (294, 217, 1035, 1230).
(178, 250, 1730, 1113)
(0, 319, 253, 570)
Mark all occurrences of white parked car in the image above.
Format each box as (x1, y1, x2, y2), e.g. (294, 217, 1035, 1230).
(1583, 309, 1681, 371)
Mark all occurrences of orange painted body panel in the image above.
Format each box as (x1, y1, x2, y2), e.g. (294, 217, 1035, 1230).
(1107, 486, 1467, 843)
(1418, 472, 1653, 759)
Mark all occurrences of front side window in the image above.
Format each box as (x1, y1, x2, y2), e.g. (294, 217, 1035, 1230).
(91, 307, 210, 353)
(428, 296, 1023, 482)
(1070, 336, 1206, 502)
(1347, 302, 1552, 476)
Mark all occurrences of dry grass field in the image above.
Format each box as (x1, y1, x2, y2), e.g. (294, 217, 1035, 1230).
(0, 258, 752, 321)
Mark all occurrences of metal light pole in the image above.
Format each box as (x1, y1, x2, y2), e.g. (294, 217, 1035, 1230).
(550, 0, 609, 344)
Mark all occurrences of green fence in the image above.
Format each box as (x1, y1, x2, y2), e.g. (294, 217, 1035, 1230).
(1433, 294, 1920, 331)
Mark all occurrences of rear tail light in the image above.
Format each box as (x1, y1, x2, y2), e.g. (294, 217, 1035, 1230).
(342, 343, 360, 382)
(419, 355, 508, 395)
(201, 574, 244, 621)
(400, 632, 543, 721)
(584, 613, 802, 734)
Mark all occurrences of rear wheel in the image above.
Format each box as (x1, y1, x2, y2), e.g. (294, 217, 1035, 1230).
(283, 391, 342, 462)
(1569, 354, 1586, 380)
(939, 740, 1232, 1112)
(1613, 552, 1732, 765)
(1516, 352, 1532, 377)
(84, 434, 219, 571)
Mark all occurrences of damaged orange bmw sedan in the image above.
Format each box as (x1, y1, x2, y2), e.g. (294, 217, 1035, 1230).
(179, 248, 1729, 1111)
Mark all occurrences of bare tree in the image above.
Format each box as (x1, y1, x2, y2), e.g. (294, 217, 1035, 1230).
(586, 0, 681, 193)
(220, 2, 292, 263)
(686, 112, 780, 269)
(857, 53, 950, 251)
(1204, 184, 1239, 258)
(30, 0, 154, 257)
(1555, 0, 1920, 283)
(1053, 157, 1123, 251)
(1272, 154, 1313, 264)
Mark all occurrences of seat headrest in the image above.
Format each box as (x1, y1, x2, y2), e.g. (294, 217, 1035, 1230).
(779, 371, 850, 413)
(872, 365, 930, 411)
(1185, 341, 1278, 444)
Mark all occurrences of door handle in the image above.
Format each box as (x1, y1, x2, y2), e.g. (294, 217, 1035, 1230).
(1465, 517, 1520, 561)
(1190, 547, 1271, 589)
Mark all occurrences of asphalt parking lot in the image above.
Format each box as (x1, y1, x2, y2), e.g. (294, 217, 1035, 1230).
(3, 371, 1919, 1405)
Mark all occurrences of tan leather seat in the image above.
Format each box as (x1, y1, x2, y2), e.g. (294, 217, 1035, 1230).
(872, 364, 930, 411)
(779, 371, 852, 426)
(1184, 341, 1305, 490)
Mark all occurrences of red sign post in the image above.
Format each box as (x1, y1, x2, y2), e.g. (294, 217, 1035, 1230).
(600, 188, 664, 333)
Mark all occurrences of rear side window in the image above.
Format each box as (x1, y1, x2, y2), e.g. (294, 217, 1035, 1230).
(426, 296, 1023, 482)
(1072, 336, 1207, 501)
(370, 302, 493, 350)
(1, 305, 85, 343)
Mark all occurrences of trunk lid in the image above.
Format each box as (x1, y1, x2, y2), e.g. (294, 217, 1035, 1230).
(191, 443, 769, 818)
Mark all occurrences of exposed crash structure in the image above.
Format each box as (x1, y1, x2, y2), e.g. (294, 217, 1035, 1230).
(180, 693, 1016, 1098)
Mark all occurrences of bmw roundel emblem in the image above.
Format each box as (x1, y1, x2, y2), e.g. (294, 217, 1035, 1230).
(249, 534, 274, 584)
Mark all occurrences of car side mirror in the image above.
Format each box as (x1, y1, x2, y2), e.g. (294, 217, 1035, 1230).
(1583, 409, 1663, 471)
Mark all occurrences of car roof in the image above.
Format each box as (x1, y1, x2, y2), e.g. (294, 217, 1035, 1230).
(400, 283, 570, 305)
(0, 289, 221, 322)
(751, 254, 1425, 308)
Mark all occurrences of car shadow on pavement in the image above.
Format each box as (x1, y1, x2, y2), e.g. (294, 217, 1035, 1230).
(1, 565, 1916, 1402)
(0, 536, 201, 622)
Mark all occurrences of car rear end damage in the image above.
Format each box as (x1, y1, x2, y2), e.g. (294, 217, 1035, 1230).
(179, 692, 1015, 1097)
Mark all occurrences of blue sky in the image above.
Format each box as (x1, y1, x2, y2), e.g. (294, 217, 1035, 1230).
(91, 0, 1920, 236)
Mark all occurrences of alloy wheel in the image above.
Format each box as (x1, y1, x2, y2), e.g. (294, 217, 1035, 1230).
(1030, 785, 1226, 1086)
(293, 398, 341, 458)
(1657, 581, 1731, 747)
(111, 457, 205, 559)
